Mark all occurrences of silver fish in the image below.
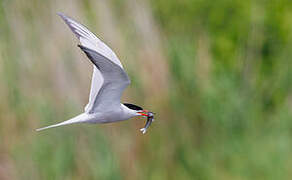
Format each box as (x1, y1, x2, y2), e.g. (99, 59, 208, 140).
(140, 112, 155, 134)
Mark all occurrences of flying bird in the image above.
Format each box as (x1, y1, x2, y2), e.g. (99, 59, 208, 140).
(36, 13, 153, 133)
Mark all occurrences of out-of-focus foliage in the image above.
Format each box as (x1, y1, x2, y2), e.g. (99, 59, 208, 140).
(0, 0, 292, 179)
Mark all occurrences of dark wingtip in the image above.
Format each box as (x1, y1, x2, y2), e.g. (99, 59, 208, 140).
(78, 44, 86, 50)
(78, 44, 88, 54)
(57, 12, 70, 23)
(78, 45, 91, 52)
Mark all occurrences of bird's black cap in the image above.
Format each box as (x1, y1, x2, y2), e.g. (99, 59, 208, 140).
(123, 103, 143, 111)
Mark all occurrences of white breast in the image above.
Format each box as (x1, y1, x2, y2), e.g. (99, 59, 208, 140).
(86, 104, 137, 123)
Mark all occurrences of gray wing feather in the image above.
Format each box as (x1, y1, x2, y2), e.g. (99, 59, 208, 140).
(58, 13, 130, 113)
(58, 13, 123, 68)
(84, 66, 103, 112)
(78, 45, 130, 113)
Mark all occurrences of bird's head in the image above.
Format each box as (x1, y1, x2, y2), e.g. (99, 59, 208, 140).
(123, 103, 149, 117)
(123, 103, 155, 134)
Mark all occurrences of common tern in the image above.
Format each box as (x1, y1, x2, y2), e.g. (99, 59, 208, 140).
(36, 13, 154, 133)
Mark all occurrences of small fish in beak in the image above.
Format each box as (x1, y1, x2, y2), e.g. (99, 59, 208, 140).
(140, 111, 155, 134)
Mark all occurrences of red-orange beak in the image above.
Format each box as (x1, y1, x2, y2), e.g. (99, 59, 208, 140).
(138, 110, 149, 117)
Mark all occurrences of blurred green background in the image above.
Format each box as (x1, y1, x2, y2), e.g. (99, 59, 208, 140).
(0, 0, 292, 179)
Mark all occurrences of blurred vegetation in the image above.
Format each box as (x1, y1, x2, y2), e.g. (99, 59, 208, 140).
(0, 0, 292, 179)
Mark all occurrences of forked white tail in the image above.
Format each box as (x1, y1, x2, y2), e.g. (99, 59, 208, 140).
(36, 113, 89, 131)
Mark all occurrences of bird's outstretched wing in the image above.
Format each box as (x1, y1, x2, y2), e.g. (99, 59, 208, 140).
(78, 45, 130, 113)
(58, 13, 130, 113)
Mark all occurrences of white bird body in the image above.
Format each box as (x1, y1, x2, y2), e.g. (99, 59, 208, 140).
(36, 13, 149, 132)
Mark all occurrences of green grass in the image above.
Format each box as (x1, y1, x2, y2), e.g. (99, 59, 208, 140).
(0, 0, 292, 179)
